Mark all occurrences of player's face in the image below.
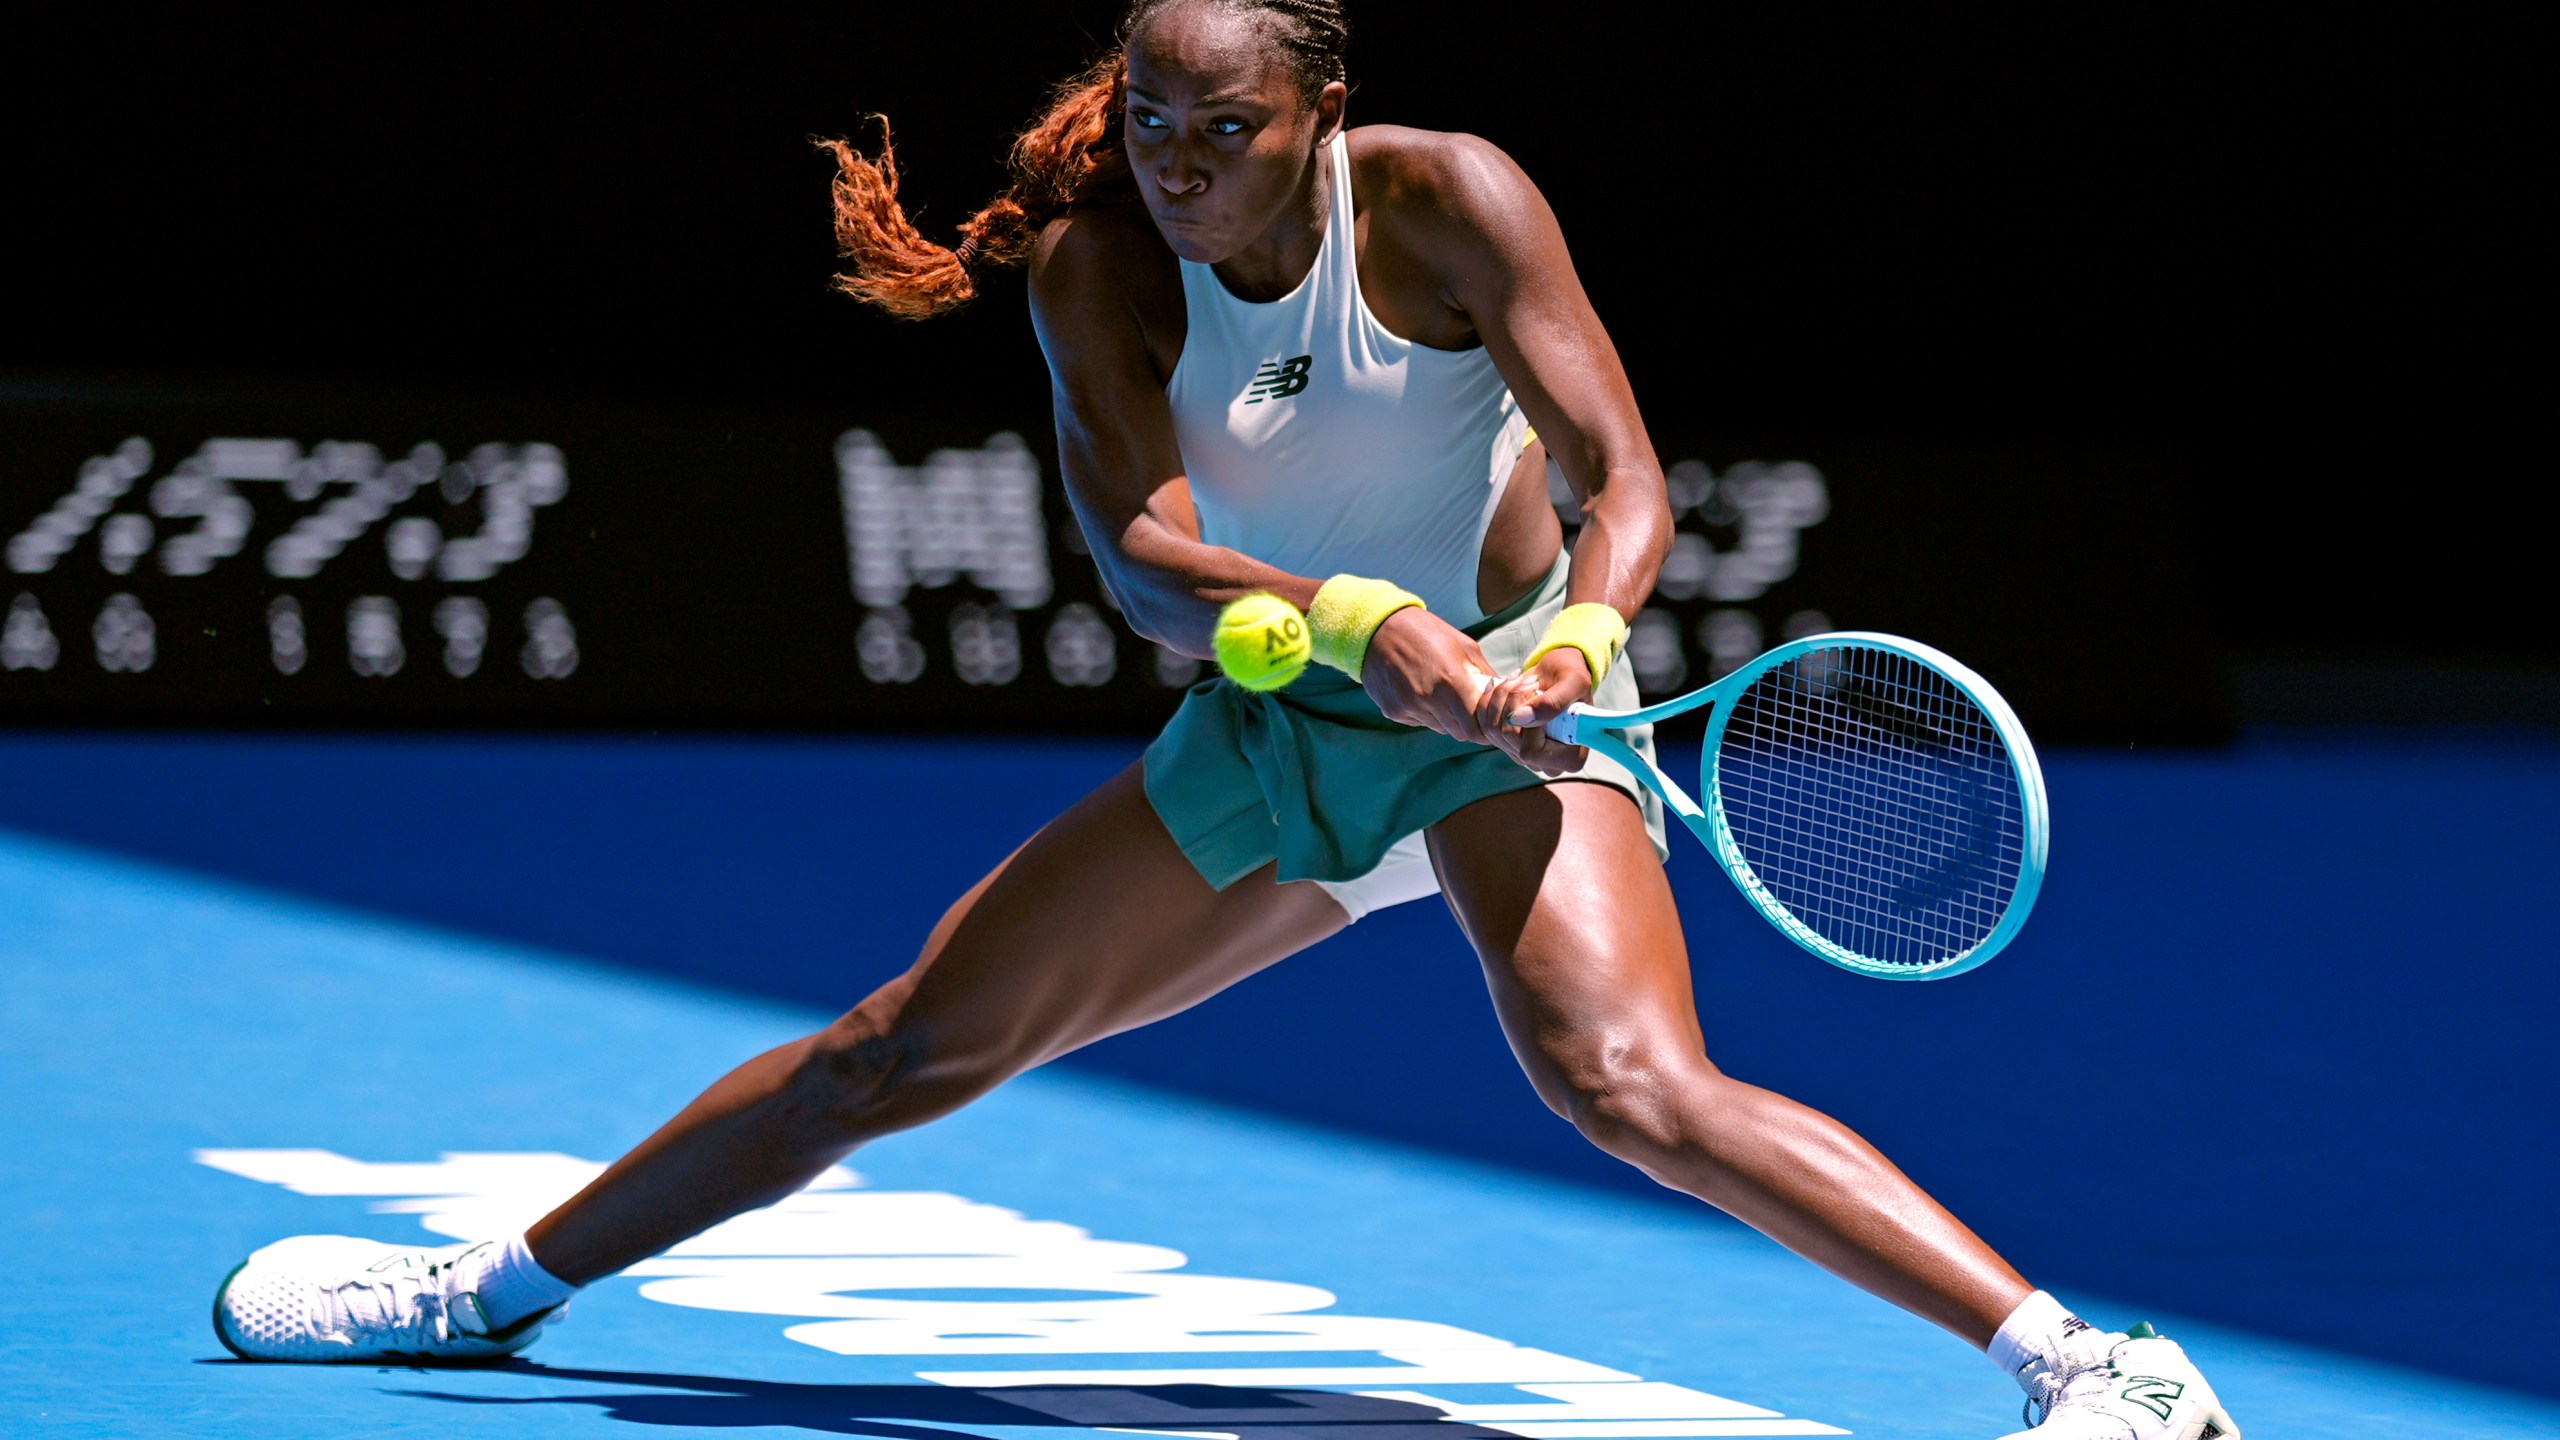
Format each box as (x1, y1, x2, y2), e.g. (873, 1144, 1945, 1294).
(1122, 6, 1344, 265)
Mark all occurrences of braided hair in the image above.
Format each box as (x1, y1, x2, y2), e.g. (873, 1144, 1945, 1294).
(821, 0, 1351, 320)
(1120, 0, 1348, 98)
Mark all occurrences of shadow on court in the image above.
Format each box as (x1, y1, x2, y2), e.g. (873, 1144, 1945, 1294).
(374, 1367, 1508, 1438)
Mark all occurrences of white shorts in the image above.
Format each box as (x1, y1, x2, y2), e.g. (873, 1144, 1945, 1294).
(1309, 829, 1442, 921)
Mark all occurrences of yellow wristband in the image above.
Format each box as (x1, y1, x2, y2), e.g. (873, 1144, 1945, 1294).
(1522, 602, 1628, 685)
(1308, 574, 1425, 679)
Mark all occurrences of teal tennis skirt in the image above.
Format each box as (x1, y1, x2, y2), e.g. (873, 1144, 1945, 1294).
(1143, 556, 1667, 918)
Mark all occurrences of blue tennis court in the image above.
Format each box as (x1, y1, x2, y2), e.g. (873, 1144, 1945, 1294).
(4, 734, 2554, 1438)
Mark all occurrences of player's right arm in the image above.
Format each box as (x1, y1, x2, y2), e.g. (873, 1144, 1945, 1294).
(1028, 207, 1311, 655)
(1028, 209, 1504, 747)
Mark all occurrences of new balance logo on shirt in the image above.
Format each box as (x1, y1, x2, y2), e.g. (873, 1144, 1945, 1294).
(1245, 355, 1313, 403)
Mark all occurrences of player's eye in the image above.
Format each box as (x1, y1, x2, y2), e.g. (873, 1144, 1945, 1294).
(1129, 108, 1169, 131)
(1206, 118, 1247, 137)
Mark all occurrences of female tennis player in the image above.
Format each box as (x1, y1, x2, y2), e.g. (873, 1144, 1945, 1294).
(212, 3, 2235, 1434)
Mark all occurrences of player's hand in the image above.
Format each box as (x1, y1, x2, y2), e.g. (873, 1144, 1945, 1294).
(1480, 646, 1592, 776)
(1361, 608, 1511, 749)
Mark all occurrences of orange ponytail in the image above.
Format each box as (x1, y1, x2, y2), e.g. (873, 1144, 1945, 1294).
(822, 54, 1133, 320)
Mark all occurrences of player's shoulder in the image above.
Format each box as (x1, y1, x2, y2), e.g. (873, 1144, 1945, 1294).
(1346, 124, 1539, 224)
(1029, 199, 1175, 313)
(1027, 199, 1182, 374)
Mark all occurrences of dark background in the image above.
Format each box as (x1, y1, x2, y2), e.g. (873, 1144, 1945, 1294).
(0, 3, 2539, 684)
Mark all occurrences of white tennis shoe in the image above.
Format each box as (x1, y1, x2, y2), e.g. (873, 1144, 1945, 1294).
(212, 1235, 564, 1363)
(1996, 1322, 2239, 1439)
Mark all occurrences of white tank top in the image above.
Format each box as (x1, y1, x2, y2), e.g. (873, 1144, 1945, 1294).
(1166, 133, 1528, 627)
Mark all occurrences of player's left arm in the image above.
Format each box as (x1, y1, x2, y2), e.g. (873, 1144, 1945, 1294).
(1398, 133, 1674, 746)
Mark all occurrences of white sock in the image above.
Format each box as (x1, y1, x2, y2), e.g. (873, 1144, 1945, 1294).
(1988, 1290, 2097, 1388)
(464, 1234, 580, 1329)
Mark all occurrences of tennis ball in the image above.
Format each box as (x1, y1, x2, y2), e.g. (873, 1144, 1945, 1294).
(1214, 593, 1311, 691)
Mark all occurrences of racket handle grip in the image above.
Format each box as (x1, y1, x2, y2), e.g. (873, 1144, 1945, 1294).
(1469, 670, 1590, 743)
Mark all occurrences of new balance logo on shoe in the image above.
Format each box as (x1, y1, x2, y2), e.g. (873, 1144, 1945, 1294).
(2117, 1376, 2186, 1422)
(1245, 355, 1313, 403)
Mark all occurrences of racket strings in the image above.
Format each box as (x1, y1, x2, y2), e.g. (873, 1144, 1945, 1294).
(1727, 658, 2019, 962)
(1716, 647, 2024, 970)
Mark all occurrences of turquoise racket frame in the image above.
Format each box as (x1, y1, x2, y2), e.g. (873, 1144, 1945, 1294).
(1547, 632, 2050, 980)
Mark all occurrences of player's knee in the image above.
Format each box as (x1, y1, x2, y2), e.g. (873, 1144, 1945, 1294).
(792, 1018, 964, 1140)
(1548, 1037, 1718, 1173)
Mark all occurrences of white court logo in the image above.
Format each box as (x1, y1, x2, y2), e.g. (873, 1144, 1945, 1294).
(197, 1149, 1848, 1437)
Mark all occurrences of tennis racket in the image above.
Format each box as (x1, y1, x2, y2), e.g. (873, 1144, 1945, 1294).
(1544, 633, 2048, 980)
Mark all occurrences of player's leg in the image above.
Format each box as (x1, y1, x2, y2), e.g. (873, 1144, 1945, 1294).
(1427, 778, 2030, 1343)
(214, 759, 1351, 1362)
(1429, 781, 2243, 1437)
(525, 758, 1349, 1280)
